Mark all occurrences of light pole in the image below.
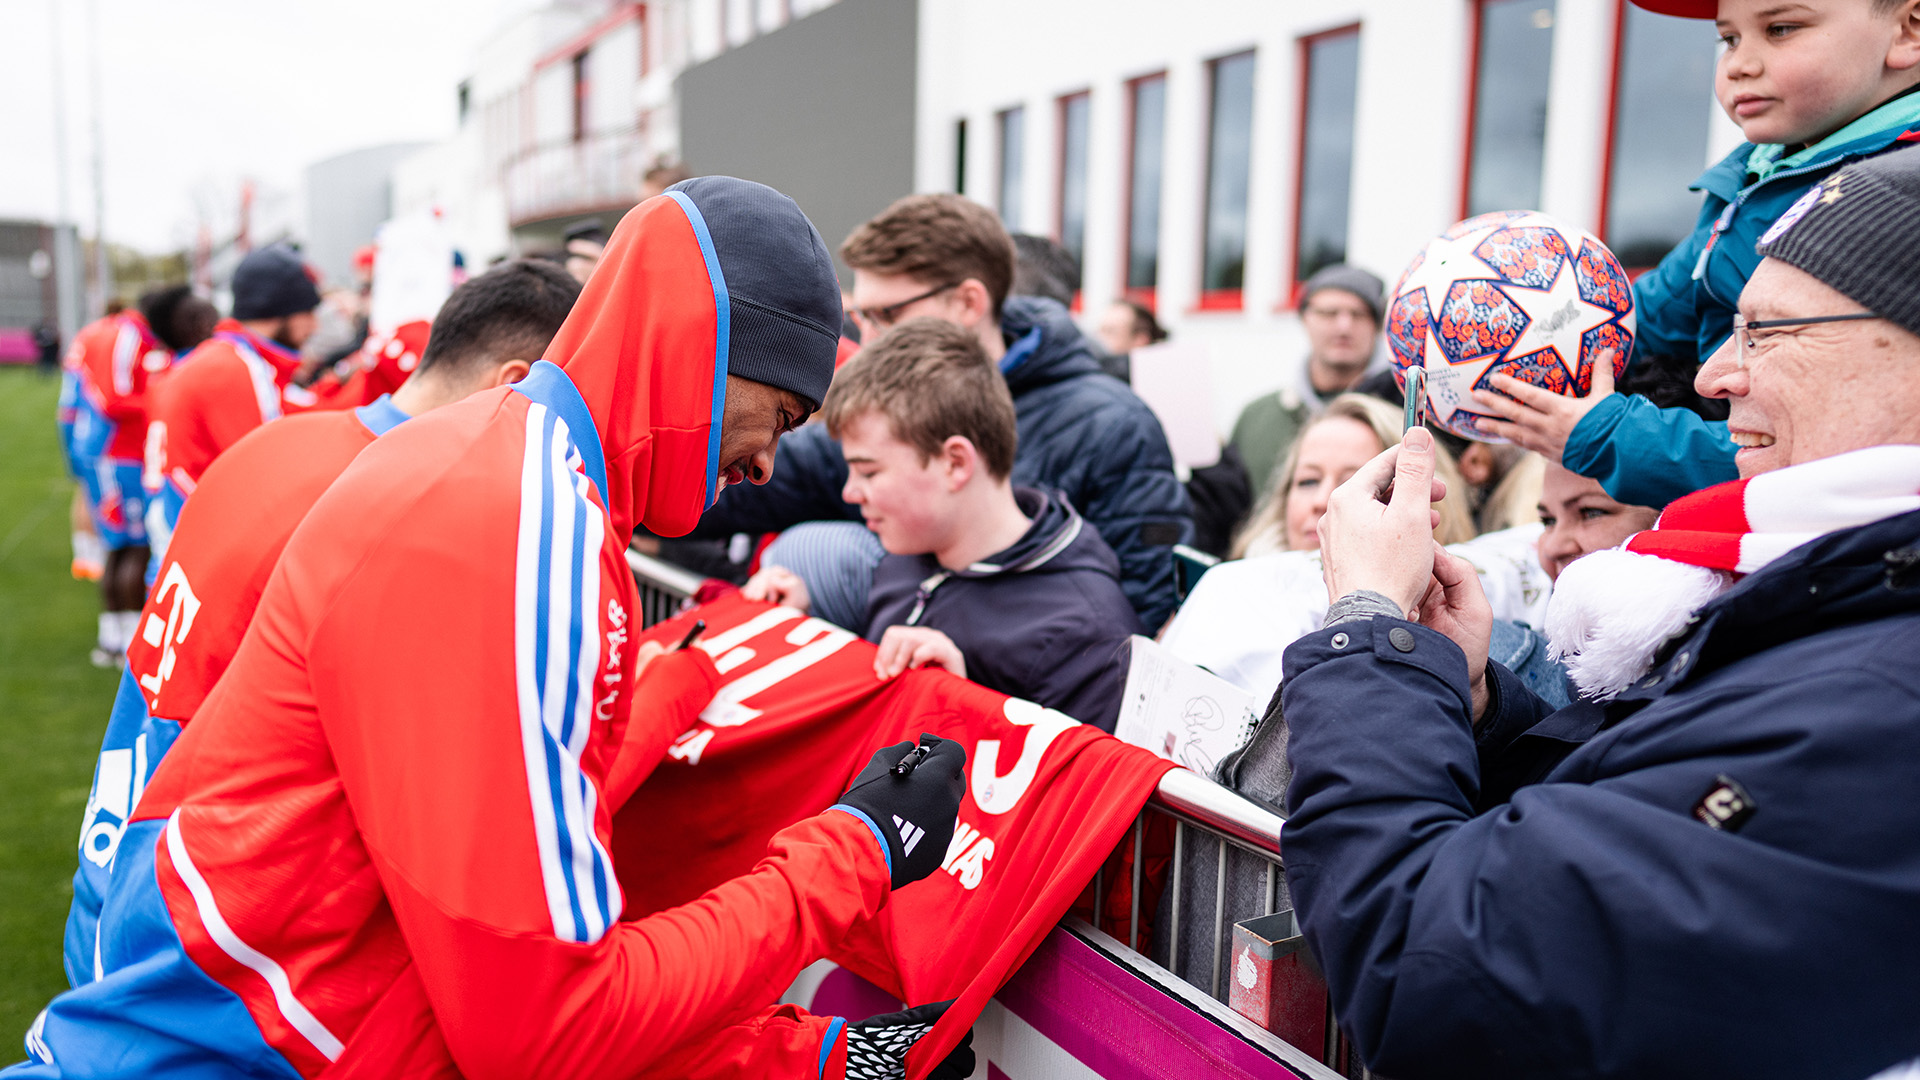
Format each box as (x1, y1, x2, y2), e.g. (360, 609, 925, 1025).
(47, 0, 81, 341)
(87, 0, 112, 314)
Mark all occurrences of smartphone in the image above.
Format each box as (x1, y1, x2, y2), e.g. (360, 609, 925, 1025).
(1172, 544, 1221, 602)
(1380, 367, 1428, 503)
(1402, 365, 1428, 434)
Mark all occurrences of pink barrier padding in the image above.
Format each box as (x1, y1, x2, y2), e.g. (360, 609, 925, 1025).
(994, 928, 1307, 1079)
(0, 328, 38, 363)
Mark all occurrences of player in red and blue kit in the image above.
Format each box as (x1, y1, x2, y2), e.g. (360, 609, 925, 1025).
(63, 260, 581, 990)
(142, 245, 332, 561)
(15, 178, 966, 1079)
(65, 288, 210, 665)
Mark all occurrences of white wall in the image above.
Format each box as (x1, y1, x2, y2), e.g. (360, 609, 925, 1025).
(917, 0, 1669, 439)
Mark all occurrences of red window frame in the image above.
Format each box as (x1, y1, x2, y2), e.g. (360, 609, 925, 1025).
(1120, 71, 1168, 312)
(1457, 0, 1488, 220)
(1055, 90, 1091, 311)
(535, 4, 647, 71)
(1285, 22, 1362, 309)
(1196, 50, 1257, 314)
(1595, 0, 1634, 249)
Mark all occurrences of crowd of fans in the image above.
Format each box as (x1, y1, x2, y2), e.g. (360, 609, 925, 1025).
(30, 0, 1920, 1075)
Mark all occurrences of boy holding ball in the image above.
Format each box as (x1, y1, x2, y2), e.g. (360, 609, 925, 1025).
(1479, 0, 1920, 508)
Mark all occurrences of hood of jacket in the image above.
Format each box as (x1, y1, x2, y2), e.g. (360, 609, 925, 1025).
(997, 296, 1107, 395)
(950, 487, 1122, 581)
(540, 177, 839, 543)
(1694, 101, 1920, 203)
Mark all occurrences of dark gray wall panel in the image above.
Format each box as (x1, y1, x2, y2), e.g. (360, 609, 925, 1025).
(677, 0, 917, 283)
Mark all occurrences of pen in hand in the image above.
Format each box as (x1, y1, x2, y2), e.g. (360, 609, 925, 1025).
(675, 619, 706, 651)
(890, 745, 930, 777)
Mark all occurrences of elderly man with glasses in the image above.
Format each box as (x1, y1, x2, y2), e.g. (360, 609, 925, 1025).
(1273, 145, 1920, 1079)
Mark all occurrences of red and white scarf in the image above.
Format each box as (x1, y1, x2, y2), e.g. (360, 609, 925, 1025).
(1546, 446, 1920, 700)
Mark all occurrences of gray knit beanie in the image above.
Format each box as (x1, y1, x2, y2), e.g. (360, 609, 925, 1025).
(1298, 264, 1386, 324)
(1754, 144, 1920, 339)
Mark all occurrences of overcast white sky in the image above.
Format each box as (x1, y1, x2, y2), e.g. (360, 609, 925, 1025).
(0, 0, 540, 252)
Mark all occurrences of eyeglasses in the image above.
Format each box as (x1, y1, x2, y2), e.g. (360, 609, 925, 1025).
(1733, 312, 1881, 356)
(853, 282, 960, 331)
(1302, 305, 1372, 325)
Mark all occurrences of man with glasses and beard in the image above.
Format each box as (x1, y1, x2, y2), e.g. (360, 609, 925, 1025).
(143, 244, 332, 550)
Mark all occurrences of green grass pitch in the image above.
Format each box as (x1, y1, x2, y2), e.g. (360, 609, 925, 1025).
(0, 367, 120, 1045)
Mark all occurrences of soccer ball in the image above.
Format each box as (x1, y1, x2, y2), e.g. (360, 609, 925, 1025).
(1386, 210, 1635, 442)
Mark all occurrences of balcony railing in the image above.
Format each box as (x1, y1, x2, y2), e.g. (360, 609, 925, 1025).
(504, 128, 653, 226)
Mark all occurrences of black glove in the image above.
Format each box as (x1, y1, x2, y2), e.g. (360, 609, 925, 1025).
(832, 734, 966, 889)
(843, 999, 975, 1080)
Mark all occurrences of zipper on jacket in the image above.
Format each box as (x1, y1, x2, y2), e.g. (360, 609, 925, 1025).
(905, 572, 950, 626)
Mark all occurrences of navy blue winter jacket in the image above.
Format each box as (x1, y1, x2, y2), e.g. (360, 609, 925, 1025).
(865, 488, 1141, 731)
(697, 296, 1193, 629)
(1278, 508, 1920, 1079)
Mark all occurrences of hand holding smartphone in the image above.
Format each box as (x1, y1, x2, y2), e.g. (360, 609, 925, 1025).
(1380, 367, 1427, 502)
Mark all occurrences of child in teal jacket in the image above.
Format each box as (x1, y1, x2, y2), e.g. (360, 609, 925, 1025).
(1480, 0, 1920, 508)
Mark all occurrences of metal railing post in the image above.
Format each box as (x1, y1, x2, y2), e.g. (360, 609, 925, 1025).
(1129, 817, 1144, 951)
(1211, 836, 1228, 999)
(1167, 819, 1184, 975)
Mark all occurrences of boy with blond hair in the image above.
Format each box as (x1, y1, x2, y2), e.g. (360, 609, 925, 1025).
(1480, 0, 1920, 509)
(747, 319, 1139, 731)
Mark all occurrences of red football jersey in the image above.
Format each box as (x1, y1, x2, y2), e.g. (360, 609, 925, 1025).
(128, 407, 387, 725)
(145, 319, 323, 502)
(620, 594, 1176, 1078)
(69, 311, 170, 461)
(309, 320, 431, 409)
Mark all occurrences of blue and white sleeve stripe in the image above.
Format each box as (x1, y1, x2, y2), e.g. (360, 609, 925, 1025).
(513, 401, 621, 944)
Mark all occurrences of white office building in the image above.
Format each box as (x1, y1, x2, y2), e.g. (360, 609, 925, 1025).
(918, 0, 1731, 429)
(396, 0, 1729, 430)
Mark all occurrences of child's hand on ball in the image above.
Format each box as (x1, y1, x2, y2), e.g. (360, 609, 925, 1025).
(1472, 348, 1620, 464)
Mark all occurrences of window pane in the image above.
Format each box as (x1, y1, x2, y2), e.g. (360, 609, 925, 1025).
(1296, 31, 1361, 282)
(1127, 77, 1166, 290)
(998, 107, 1026, 232)
(1467, 0, 1556, 215)
(1606, 7, 1716, 267)
(1203, 51, 1257, 294)
(1059, 94, 1090, 288)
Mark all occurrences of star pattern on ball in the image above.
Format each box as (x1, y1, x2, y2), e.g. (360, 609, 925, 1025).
(1500, 251, 1622, 382)
(1386, 210, 1637, 441)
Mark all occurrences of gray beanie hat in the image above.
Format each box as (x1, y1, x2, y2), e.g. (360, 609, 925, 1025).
(1754, 144, 1920, 339)
(1298, 264, 1386, 324)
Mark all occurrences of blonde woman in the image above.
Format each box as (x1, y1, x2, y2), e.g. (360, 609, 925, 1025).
(1231, 394, 1475, 559)
(1162, 394, 1554, 704)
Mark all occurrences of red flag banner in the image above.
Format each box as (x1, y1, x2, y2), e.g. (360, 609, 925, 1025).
(617, 595, 1175, 1078)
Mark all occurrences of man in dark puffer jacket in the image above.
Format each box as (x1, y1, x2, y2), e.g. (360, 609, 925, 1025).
(697, 194, 1192, 630)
